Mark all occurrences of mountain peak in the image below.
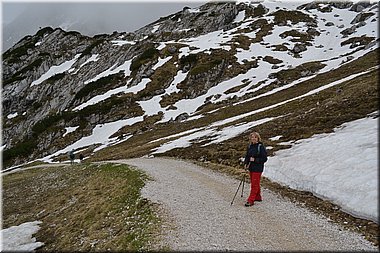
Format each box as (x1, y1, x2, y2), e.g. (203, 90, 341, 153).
(2, 0, 378, 169)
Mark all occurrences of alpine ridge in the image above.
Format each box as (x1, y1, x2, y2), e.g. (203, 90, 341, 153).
(2, 0, 378, 171)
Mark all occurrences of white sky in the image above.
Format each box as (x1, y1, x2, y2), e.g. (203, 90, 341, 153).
(1, 0, 208, 51)
(2, 0, 208, 23)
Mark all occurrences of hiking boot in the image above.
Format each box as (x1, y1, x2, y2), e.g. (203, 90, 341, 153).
(245, 202, 254, 207)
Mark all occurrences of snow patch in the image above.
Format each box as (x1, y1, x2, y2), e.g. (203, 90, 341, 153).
(1, 221, 44, 251)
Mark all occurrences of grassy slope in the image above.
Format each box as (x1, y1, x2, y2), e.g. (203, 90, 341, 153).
(2, 163, 166, 252)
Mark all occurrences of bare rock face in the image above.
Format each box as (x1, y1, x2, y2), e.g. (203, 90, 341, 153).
(135, 2, 240, 39)
(350, 1, 373, 12)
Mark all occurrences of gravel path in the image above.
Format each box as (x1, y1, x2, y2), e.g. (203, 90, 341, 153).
(117, 157, 377, 251)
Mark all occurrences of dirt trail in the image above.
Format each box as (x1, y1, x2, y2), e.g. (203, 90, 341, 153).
(109, 157, 377, 251)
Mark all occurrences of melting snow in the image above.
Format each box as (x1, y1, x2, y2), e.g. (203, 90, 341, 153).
(264, 114, 378, 222)
(1, 221, 44, 251)
(31, 54, 81, 87)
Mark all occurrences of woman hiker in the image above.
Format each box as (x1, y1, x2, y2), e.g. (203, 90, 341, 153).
(244, 131, 268, 207)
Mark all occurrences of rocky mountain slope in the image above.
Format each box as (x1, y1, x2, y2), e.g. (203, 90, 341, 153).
(2, 0, 378, 169)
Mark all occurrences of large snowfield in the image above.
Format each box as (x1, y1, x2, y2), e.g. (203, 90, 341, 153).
(264, 113, 378, 223)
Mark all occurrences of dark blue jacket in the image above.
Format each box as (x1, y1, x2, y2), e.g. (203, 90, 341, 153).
(244, 142, 268, 172)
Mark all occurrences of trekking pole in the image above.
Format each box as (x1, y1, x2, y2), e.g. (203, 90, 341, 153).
(231, 161, 249, 205)
(241, 161, 250, 198)
(231, 174, 245, 206)
(241, 174, 245, 197)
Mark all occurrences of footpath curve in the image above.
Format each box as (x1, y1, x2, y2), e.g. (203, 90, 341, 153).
(113, 157, 376, 251)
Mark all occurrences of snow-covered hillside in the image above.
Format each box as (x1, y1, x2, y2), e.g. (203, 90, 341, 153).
(264, 112, 378, 223)
(2, 0, 379, 223)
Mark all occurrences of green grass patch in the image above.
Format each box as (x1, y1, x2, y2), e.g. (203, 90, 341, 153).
(2, 138, 37, 167)
(268, 61, 326, 86)
(74, 72, 125, 101)
(80, 39, 104, 58)
(271, 10, 316, 26)
(130, 47, 159, 72)
(179, 53, 198, 66)
(4, 58, 45, 86)
(189, 58, 223, 76)
(246, 4, 268, 18)
(341, 36, 376, 48)
(2, 163, 163, 251)
(3, 39, 36, 60)
(35, 27, 54, 37)
(31, 113, 68, 136)
(137, 62, 177, 100)
(3, 27, 54, 60)
(230, 34, 252, 50)
(280, 29, 314, 43)
(263, 55, 283, 65)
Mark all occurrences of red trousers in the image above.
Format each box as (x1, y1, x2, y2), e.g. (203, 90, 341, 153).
(247, 172, 262, 204)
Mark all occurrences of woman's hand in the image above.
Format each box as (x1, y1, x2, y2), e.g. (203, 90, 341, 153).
(250, 157, 255, 162)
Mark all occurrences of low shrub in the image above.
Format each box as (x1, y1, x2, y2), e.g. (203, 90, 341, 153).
(3, 138, 37, 166)
(179, 54, 197, 66)
(80, 39, 104, 58)
(271, 10, 316, 26)
(74, 73, 124, 101)
(189, 59, 223, 76)
(130, 47, 159, 72)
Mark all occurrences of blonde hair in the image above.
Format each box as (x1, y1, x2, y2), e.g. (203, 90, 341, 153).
(250, 131, 261, 142)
